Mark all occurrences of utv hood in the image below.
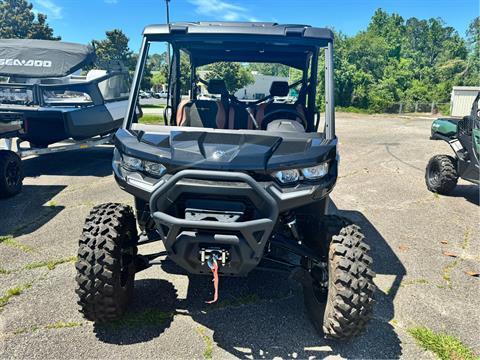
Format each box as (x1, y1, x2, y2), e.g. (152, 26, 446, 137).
(114, 125, 336, 172)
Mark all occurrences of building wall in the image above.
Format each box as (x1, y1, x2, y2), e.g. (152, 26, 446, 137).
(450, 86, 480, 117)
(234, 73, 288, 100)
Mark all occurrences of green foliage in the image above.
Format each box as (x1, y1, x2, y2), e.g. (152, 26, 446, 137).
(150, 71, 166, 90)
(0, 282, 32, 310)
(45, 321, 83, 329)
(0, 235, 33, 252)
(464, 17, 480, 86)
(106, 308, 173, 328)
(0, 0, 59, 40)
(204, 62, 254, 93)
(139, 114, 162, 124)
(408, 326, 477, 360)
(247, 63, 290, 77)
(327, 10, 478, 112)
(23, 256, 76, 271)
(93, 29, 135, 70)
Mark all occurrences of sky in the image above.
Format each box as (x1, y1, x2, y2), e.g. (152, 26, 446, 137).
(31, 0, 479, 51)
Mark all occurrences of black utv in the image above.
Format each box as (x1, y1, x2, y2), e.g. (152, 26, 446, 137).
(75, 22, 375, 339)
(426, 92, 480, 194)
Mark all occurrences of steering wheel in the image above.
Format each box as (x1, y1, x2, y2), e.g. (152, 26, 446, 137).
(260, 108, 307, 130)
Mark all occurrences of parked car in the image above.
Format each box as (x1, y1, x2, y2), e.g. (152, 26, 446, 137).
(139, 90, 151, 99)
(155, 90, 168, 98)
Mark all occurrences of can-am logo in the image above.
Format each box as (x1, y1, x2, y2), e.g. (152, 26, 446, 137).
(0, 59, 52, 67)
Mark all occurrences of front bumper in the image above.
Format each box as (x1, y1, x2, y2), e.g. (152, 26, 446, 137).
(113, 152, 337, 275)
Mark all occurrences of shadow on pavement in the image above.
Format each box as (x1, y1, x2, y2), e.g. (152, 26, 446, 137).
(22, 146, 114, 178)
(449, 184, 479, 206)
(0, 147, 114, 237)
(0, 184, 66, 236)
(93, 204, 406, 358)
(93, 279, 177, 344)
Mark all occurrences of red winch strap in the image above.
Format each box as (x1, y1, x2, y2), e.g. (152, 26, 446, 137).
(206, 258, 219, 304)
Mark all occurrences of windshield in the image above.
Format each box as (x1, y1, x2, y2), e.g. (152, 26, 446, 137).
(133, 40, 321, 133)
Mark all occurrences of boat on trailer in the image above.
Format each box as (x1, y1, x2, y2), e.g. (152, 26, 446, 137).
(0, 39, 133, 197)
(0, 39, 131, 146)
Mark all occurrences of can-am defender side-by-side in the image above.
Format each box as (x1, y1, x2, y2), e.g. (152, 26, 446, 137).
(75, 22, 375, 339)
(0, 39, 133, 197)
(426, 92, 480, 194)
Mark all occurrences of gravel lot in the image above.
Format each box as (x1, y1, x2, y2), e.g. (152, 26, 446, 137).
(1, 113, 479, 359)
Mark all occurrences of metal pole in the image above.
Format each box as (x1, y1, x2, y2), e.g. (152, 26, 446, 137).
(165, 0, 171, 70)
(325, 41, 335, 140)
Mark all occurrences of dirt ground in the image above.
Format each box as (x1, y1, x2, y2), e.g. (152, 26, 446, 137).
(0, 113, 479, 359)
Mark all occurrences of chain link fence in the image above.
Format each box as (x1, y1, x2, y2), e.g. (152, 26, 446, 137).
(387, 102, 450, 115)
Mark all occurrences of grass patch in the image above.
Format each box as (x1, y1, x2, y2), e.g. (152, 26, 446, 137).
(12, 325, 39, 335)
(408, 326, 477, 360)
(24, 256, 76, 271)
(45, 321, 83, 330)
(141, 103, 166, 109)
(139, 114, 164, 125)
(443, 259, 459, 286)
(336, 106, 375, 114)
(0, 267, 11, 275)
(0, 235, 33, 253)
(0, 282, 32, 310)
(106, 308, 173, 328)
(196, 326, 214, 360)
(401, 278, 429, 287)
(211, 293, 260, 310)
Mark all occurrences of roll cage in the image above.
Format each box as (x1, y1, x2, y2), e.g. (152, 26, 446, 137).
(124, 22, 335, 139)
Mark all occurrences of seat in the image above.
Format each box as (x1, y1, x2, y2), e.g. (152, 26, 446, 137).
(228, 101, 254, 129)
(177, 79, 228, 128)
(255, 81, 306, 129)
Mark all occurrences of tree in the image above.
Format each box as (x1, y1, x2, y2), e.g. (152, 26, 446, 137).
(149, 53, 167, 71)
(246, 63, 289, 77)
(93, 29, 135, 70)
(151, 71, 166, 91)
(204, 62, 254, 93)
(464, 17, 480, 86)
(326, 10, 472, 111)
(0, 0, 59, 40)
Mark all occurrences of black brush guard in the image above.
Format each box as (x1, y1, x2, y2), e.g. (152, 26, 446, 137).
(149, 170, 278, 275)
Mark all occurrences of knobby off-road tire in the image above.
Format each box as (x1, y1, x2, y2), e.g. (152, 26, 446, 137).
(303, 215, 375, 340)
(75, 203, 138, 323)
(425, 155, 458, 195)
(0, 150, 23, 198)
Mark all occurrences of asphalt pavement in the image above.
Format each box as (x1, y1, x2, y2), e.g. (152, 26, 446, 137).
(0, 113, 478, 359)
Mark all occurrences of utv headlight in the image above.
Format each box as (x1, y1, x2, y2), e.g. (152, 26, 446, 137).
(143, 160, 166, 177)
(274, 169, 300, 184)
(301, 163, 329, 180)
(121, 154, 166, 178)
(121, 154, 143, 171)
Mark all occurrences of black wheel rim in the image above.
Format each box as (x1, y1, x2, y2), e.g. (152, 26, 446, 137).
(5, 160, 20, 187)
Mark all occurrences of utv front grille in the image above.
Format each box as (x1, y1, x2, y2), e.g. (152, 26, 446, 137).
(148, 170, 278, 275)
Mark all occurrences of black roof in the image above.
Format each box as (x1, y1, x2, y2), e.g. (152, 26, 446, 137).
(143, 22, 333, 69)
(144, 22, 333, 42)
